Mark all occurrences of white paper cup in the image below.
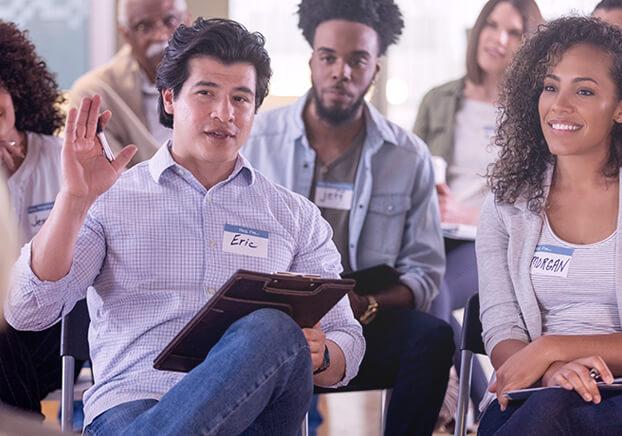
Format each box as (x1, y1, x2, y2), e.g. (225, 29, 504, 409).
(431, 156, 447, 185)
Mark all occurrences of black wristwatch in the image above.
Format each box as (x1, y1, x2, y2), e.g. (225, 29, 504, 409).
(313, 345, 331, 375)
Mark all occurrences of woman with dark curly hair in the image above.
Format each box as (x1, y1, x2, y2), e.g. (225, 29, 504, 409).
(0, 20, 79, 419)
(477, 16, 622, 435)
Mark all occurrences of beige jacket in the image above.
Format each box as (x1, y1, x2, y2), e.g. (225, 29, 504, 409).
(69, 45, 160, 166)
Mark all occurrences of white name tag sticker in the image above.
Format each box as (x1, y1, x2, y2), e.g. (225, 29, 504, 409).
(314, 182, 354, 210)
(530, 244, 574, 278)
(222, 224, 269, 258)
(27, 201, 54, 230)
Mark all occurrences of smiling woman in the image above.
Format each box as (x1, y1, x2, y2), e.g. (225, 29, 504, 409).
(477, 16, 622, 435)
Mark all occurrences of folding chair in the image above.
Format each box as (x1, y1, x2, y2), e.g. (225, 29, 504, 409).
(60, 299, 90, 433)
(454, 293, 485, 436)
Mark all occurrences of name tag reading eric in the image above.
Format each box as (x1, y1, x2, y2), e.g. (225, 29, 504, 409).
(314, 182, 354, 210)
(530, 244, 574, 278)
(222, 224, 269, 258)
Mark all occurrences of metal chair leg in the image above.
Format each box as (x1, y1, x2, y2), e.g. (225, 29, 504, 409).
(454, 349, 474, 436)
(379, 389, 390, 435)
(61, 355, 75, 433)
(300, 411, 309, 436)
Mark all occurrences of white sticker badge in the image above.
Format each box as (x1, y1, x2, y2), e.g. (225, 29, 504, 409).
(314, 182, 354, 211)
(222, 224, 269, 258)
(530, 244, 574, 278)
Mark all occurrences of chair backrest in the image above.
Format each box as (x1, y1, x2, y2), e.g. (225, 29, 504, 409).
(460, 293, 486, 355)
(60, 299, 90, 361)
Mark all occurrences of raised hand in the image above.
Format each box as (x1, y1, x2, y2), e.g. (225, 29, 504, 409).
(61, 95, 136, 203)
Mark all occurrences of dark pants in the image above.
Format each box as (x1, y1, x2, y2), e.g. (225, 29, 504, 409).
(0, 321, 82, 416)
(316, 308, 454, 436)
(479, 389, 622, 435)
(430, 239, 487, 406)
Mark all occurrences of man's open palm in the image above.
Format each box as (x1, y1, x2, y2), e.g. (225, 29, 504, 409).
(62, 95, 136, 202)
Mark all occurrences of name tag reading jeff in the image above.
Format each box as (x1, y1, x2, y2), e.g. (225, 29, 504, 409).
(222, 224, 268, 258)
(27, 201, 55, 230)
(530, 244, 574, 278)
(314, 182, 354, 210)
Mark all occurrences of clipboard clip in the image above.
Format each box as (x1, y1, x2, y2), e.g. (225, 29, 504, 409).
(273, 272, 321, 279)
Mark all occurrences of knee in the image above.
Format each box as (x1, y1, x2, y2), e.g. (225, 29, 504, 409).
(413, 314, 455, 360)
(232, 309, 306, 350)
(527, 388, 582, 418)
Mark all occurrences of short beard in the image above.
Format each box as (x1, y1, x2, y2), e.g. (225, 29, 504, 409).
(311, 84, 370, 125)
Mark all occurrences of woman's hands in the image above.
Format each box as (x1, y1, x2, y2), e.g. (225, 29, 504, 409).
(489, 339, 553, 410)
(542, 356, 614, 404)
(61, 95, 136, 206)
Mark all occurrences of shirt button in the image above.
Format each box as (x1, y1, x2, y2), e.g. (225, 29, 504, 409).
(303, 163, 309, 169)
(207, 288, 216, 294)
(387, 205, 394, 212)
(209, 240, 217, 248)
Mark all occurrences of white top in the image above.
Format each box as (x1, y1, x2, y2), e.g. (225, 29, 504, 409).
(7, 132, 62, 245)
(140, 71, 172, 147)
(449, 98, 498, 209)
(531, 216, 620, 335)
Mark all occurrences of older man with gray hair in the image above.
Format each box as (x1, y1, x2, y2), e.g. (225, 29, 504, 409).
(69, 0, 190, 166)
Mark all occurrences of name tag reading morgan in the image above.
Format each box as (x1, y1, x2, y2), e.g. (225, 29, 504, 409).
(530, 244, 574, 278)
(222, 224, 269, 258)
(314, 182, 354, 211)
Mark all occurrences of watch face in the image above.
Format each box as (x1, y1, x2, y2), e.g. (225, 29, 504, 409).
(314, 345, 331, 375)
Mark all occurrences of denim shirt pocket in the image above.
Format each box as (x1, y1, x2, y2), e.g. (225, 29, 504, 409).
(360, 193, 412, 257)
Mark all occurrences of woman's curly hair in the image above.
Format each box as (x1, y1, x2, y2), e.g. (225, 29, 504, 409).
(489, 16, 622, 213)
(297, 0, 403, 56)
(0, 21, 64, 135)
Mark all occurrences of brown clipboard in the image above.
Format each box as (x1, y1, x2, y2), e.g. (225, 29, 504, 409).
(153, 269, 355, 373)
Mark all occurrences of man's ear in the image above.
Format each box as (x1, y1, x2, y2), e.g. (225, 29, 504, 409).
(373, 62, 381, 83)
(162, 89, 175, 114)
(614, 100, 622, 124)
(118, 25, 130, 42)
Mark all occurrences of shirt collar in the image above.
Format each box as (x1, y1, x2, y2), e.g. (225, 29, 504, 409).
(138, 68, 159, 96)
(289, 90, 400, 152)
(148, 141, 256, 187)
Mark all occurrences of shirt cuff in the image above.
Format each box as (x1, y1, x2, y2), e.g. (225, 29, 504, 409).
(324, 329, 365, 388)
(399, 274, 434, 312)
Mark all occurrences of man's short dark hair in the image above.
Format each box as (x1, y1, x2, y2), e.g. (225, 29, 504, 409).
(157, 18, 272, 128)
(594, 0, 622, 13)
(297, 0, 404, 56)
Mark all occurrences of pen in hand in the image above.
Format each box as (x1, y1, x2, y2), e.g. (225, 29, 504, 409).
(96, 118, 115, 162)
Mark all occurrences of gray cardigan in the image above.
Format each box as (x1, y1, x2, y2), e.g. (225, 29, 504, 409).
(476, 168, 622, 356)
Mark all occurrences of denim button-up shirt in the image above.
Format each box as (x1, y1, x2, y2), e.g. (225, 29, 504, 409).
(243, 95, 445, 310)
(6, 144, 364, 426)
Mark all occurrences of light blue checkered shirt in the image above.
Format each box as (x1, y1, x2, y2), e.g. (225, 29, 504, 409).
(7, 144, 364, 426)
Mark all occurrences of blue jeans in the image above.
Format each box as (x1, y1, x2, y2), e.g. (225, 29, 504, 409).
(84, 309, 313, 436)
(430, 239, 487, 407)
(478, 389, 622, 435)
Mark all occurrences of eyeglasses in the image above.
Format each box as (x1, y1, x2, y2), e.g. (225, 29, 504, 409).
(130, 14, 181, 35)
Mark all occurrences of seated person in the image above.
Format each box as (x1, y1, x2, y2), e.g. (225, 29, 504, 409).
(414, 0, 543, 411)
(0, 20, 80, 417)
(7, 18, 364, 435)
(0, 180, 63, 436)
(477, 17, 622, 435)
(69, 0, 191, 166)
(244, 1, 454, 434)
(593, 0, 622, 28)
